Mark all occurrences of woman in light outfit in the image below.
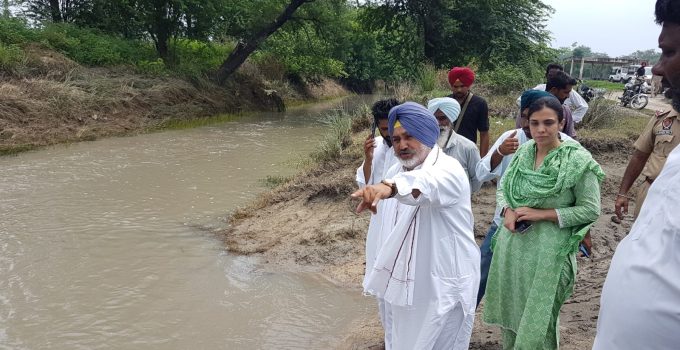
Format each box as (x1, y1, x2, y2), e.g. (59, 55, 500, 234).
(483, 96, 603, 349)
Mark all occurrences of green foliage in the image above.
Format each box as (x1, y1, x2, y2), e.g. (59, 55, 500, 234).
(477, 64, 537, 95)
(41, 23, 155, 65)
(0, 41, 24, 72)
(261, 21, 347, 79)
(415, 63, 437, 92)
(310, 113, 353, 163)
(0, 18, 37, 45)
(169, 38, 233, 76)
(136, 58, 167, 75)
(260, 175, 293, 188)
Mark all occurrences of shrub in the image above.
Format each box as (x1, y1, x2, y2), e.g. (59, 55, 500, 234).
(310, 113, 354, 163)
(477, 64, 532, 95)
(578, 98, 636, 130)
(136, 59, 167, 75)
(170, 39, 233, 77)
(0, 18, 36, 45)
(40, 23, 155, 66)
(0, 42, 25, 72)
(416, 63, 437, 92)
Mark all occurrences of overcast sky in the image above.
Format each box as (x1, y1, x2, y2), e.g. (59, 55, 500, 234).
(542, 0, 661, 57)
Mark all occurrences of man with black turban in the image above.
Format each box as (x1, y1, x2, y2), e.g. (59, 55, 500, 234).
(352, 102, 479, 350)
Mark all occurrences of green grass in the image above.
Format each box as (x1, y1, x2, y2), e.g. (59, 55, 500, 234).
(583, 80, 625, 91)
(152, 113, 245, 130)
(489, 116, 519, 143)
(259, 175, 294, 188)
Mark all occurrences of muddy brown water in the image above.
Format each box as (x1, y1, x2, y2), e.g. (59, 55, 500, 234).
(0, 96, 379, 349)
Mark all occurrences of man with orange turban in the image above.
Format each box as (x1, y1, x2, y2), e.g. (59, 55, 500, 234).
(447, 67, 490, 157)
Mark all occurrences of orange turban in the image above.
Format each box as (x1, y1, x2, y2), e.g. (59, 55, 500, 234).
(447, 67, 475, 87)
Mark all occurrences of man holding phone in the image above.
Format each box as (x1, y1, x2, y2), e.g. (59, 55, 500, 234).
(354, 98, 400, 340)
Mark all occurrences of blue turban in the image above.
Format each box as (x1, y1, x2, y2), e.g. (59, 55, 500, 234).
(388, 102, 439, 148)
(427, 97, 461, 123)
(520, 90, 554, 110)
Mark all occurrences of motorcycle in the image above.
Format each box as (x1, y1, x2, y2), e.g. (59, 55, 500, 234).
(577, 83, 605, 102)
(619, 77, 649, 109)
(577, 83, 596, 102)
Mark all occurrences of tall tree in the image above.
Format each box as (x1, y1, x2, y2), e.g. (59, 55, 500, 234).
(216, 0, 314, 84)
(361, 0, 554, 70)
(3, 0, 10, 17)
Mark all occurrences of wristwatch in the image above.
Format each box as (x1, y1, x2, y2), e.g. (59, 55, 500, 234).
(380, 179, 397, 198)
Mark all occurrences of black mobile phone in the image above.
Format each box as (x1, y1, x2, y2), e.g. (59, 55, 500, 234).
(370, 121, 377, 138)
(515, 220, 532, 234)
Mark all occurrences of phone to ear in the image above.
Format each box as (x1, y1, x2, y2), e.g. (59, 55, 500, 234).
(370, 121, 377, 138)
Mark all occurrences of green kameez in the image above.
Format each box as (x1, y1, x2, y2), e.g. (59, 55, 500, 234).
(483, 140, 604, 350)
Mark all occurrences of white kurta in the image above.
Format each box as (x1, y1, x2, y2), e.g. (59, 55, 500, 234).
(356, 136, 399, 342)
(593, 144, 680, 350)
(475, 128, 573, 226)
(364, 146, 480, 350)
(355, 136, 399, 282)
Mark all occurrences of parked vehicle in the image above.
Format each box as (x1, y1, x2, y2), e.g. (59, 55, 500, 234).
(608, 65, 652, 84)
(577, 83, 605, 102)
(619, 77, 649, 109)
(608, 66, 628, 83)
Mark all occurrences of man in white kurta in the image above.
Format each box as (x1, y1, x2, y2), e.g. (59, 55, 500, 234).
(355, 99, 400, 343)
(593, 10, 680, 348)
(352, 102, 480, 350)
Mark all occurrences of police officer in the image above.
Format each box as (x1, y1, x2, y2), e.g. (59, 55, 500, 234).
(615, 109, 680, 219)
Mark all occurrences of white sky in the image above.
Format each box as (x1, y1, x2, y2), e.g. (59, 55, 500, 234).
(542, 0, 661, 57)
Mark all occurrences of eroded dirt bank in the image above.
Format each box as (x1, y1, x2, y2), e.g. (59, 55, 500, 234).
(0, 46, 347, 154)
(222, 135, 640, 349)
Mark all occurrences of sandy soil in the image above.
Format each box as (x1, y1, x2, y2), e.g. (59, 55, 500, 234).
(222, 135, 646, 350)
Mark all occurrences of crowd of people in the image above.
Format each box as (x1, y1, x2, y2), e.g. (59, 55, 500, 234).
(350, 1, 679, 349)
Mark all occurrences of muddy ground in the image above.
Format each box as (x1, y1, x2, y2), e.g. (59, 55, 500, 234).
(222, 132, 653, 349)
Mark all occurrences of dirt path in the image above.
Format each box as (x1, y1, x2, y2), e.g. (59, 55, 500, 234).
(222, 145, 640, 350)
(606, 90, 672, 112)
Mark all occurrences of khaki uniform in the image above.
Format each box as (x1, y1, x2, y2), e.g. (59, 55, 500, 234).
(632, 109, 680, 217)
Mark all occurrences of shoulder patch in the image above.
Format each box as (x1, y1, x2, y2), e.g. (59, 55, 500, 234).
(662, 117, 674, 130)
(656, 110, 671, 118)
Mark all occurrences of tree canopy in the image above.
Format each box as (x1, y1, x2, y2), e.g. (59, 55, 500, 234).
(6, 0, 563, 84)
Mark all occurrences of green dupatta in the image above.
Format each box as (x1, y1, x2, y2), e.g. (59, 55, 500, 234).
(501, 139, 605, 255)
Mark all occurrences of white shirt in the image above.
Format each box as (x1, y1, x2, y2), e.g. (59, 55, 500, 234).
(593, 143, 680, 350)
(364, 146, 480, 349)
(441, 131, 482, 193)
(515, 83, 589, 123)
(475, 128, 574, 226)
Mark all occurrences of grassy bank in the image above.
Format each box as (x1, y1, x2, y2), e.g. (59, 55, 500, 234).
(229, 90, 648, 226)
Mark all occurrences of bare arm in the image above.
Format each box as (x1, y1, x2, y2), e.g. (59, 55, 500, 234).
(479, 131, 490, 158)
(615, 149, 651, 219)
(490, 131, 519, 170)
(361, 134, 375, 184)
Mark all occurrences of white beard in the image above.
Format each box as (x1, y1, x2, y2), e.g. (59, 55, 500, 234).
(398, 143, 431, 169)
(437, 126, 451, 148)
